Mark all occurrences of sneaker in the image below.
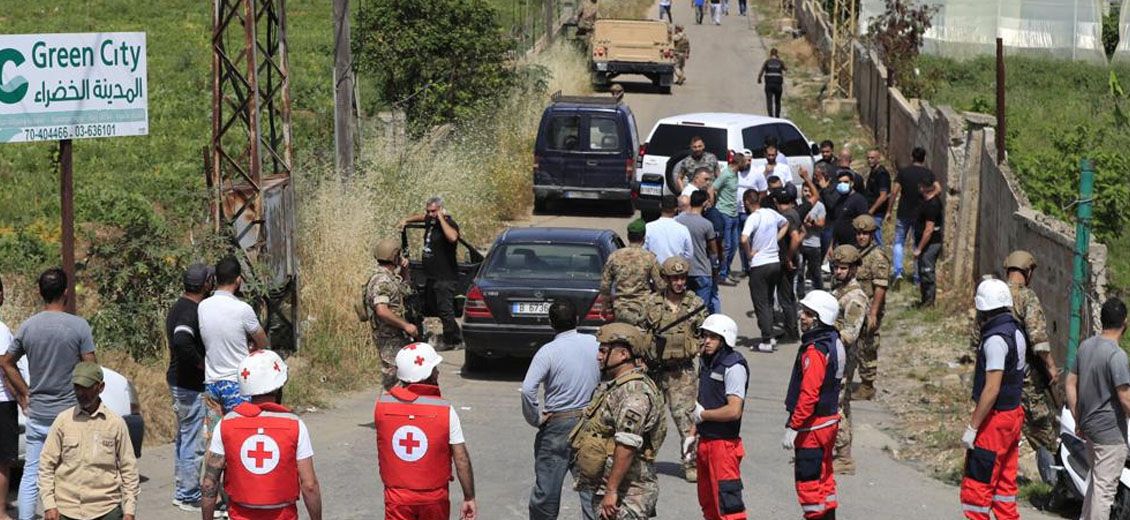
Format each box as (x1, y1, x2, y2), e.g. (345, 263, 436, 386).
(757, 342, 774, 353)
(173, 499, 201, 512)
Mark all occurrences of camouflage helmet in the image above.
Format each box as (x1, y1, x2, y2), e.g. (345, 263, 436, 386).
(1004, 250, 1037, 271)
(596, 322, 646, 353)
(661, 256, 691, 277)
(831, 244, 861, 265)
(372, 239, 402, 263)
(852, 214, 877, 233)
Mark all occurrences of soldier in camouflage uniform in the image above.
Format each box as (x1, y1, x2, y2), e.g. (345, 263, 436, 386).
(571, 323, 667, 520)
(852, 214, 890, 400)
(829, 245, 868, 475)
(673, 137, 720, 193)
(601, 219, 665, 328)
(642, 256, 707, 482)
(576, 0, 599, 38)
(361, 239, 419, 390)
(673, 25, 690, 85)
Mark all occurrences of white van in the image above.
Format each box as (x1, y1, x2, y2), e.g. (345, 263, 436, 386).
(633, 113, 818, 212)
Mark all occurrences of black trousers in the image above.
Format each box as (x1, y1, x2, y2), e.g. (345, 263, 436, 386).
(777, 262, 799, 340)
(917, 243, 941, 306)
(426, 278, 462, 344)
(798, 245, 823, 298)
(765, 84, 783, 118)
(748, 263, 782, 344)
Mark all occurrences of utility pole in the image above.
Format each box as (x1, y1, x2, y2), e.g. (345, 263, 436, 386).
(333, 0, 357, 180)
(1066, 159, 1095, 371)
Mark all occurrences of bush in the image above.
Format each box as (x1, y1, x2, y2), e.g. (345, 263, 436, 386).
(354, 0, 525, 133)
(1104, 8, 1120, 59)
(865, 0, 937, 94)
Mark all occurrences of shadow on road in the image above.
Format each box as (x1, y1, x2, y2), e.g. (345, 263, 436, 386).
(600, 79, 670, 96)
(458, 356, 531, 382)
(533, 199, 636, 219)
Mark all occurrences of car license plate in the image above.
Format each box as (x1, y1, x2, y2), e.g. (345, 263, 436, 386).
(512, 302, 551, 316)
(565, 191, 599, 199)
(640, 182, 663, 197)
(596, 62, 608, 71)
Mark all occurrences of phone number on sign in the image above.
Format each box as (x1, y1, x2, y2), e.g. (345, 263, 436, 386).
(22, 124, 117, 141)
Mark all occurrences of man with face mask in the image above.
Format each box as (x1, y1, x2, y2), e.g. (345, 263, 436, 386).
(690, 314, 748, 520)
(827, 171, 868, 251)
(828, 246, 867, 475)
(674, 137, 720, 194)
(783, 291, 844, 520)
(571, 323, 667, 520)
(643, 257, 707, 482)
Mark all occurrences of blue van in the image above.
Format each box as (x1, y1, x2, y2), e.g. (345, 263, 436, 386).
(532, 93, 640, 212)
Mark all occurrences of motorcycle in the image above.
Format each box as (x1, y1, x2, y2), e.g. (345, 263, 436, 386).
(1048, 406, 1130, 518)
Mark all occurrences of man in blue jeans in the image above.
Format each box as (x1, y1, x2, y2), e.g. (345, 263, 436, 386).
(0, 268, 97, 520)
(678, 191, 721, 314)
(712, 154, 742, 286)
(886, 146, 938, 283)
(521, 300, 600, 520)
(164, 263, 214, 512)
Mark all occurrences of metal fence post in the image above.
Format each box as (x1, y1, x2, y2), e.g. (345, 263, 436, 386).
(1067, 158, 1095, 371)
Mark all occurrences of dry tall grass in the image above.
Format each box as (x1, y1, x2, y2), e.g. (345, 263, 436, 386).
(287, 42, 591, 405)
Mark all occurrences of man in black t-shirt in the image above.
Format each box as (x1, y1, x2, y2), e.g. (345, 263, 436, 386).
(888, 146, 937, 281)
(913, 180, 944, 307)
(863, 148, 891, 246)
(165, 263, 213, 511)
(401, 196, 464, 349)
(774, 187, 804, 341)
(828, 170, 869, 250)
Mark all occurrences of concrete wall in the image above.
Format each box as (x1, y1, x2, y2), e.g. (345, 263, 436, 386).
(793, 0, 1110, 360)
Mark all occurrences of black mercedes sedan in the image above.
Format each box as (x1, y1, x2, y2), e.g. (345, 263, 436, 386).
(462, 227, 622, 371)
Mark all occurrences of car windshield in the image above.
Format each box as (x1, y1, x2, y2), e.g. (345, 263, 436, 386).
(646, 124, 727, 158)
(482, 243, 604, 280)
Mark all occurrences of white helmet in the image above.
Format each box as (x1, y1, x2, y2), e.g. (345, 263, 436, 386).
(975, 278, 1013, 311)
(396, 342, 444, 383)
(799, 291, 840, 326)
(700, 314, 738, 348)
(237, 350, 289, 397)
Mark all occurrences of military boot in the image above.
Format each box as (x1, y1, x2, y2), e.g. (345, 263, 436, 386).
(684, 465, 697, 482)
(854, 384, 876, 401)
(833, 456, 855, 475)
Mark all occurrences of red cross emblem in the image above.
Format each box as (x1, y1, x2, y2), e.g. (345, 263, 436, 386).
(406, 344, 418, 350)
(239, 434, 281, 474)
(414, 355, 425, 366)
(273, 361, 281, 372)
(240, 368, 251, 380)
(247, 441, 274, 468)
(391, 425, 429, 462)
(399, 432, 422, 454)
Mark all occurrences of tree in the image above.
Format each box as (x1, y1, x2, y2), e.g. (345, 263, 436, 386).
(865, 0, 937, 93)
(354, 0, 521, 133)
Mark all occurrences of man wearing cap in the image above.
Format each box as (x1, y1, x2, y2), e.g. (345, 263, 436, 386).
(690, 314, 749, 520)
(202, 350, 323, 520)
(643, 257, 706, 482)
(644, 195, 693, 265)
(165, 263, 214, 512)
(783, 291, 844, 520)
(828, 245, 867, 475)
(1, 268, 97, 520)
(375, 342, 476, 520)
(521, 299, 599, 520)
(38, 362, 139, 520)
(851, 215, 889, 401)
(363, 239, 419, 390)
(601, 220, 664, 328)
(571, 323, 666, 520)
(774, 186, 805, 343)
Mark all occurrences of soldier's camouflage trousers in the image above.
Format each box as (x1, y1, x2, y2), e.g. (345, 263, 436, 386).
(613, 301, 649, 329)
(1021, 378, 1058, 452)
(675, 56, 687, 83)
(373, 332, 409, 391)
(834, 342, 859, 461)
(653, 363, 697, 470)
(858, 329, 879, 388)
(592, 481, 658, 520)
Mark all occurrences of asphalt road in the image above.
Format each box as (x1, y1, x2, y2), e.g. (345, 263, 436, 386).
(133, 2, 1058, 518)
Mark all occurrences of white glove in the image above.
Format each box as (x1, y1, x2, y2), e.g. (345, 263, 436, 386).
(692, 402, 705, 424)
(962, 424, 978, 450)
(782, 428, 798, 450)
(682, 436, 698, 460)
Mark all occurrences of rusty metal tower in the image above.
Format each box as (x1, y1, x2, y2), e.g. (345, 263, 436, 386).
(208, 0, 300, 351)
(829, 0, 857, 98)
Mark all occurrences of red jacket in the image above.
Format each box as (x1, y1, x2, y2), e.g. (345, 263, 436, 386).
(220, 402, 301, 508)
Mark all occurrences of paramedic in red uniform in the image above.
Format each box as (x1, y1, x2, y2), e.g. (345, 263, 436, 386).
(200, 350, 323, 520)
(691, 313, 749, 520)
(783, 291, 845, 520)
(960, 279, 1026, 520)
(375, 342, 478, 520)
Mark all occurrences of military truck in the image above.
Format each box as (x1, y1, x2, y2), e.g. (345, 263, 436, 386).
(589, 20, 676, 94)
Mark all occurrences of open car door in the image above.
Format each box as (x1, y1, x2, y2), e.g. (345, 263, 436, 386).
(400, 222, 485, 317)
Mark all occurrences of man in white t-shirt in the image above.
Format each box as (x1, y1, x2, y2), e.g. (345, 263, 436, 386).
(201, 350, 322, 520)
(763, 144, 793, 186)
(0, 276, 13, 508)
(198, 257, 269, 414)
(375, 342, 478, 520)
(735, 151, 767, 277)
(739, 190, 788, 352)
(645, 195, 693, 264)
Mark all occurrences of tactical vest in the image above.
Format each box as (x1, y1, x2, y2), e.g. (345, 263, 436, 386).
(973, 313, 1025, 411)
(569, 371, 660, 483)
(763, 58, 784, 86)
(652, 298, 700, 362)
(374, 384, 453, 490)
(220, 402, 301, 509)
(697, 347, 748, 439)
(858, 244, 882, 300)
(785, 327, 842, 418)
